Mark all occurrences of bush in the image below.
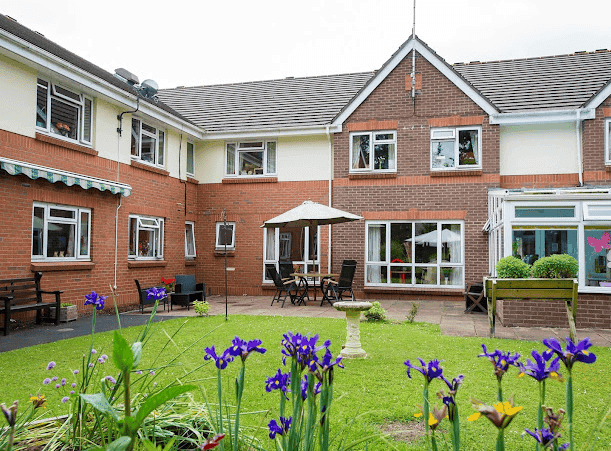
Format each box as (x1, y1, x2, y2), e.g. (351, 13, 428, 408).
(531, 254, 579, 278)
(496, 256, 531, 278)
(193, 300, 210, 316)
(364, 301, 387, 322)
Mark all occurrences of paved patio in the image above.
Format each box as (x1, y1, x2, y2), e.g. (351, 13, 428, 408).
(1, 295, 610, 352)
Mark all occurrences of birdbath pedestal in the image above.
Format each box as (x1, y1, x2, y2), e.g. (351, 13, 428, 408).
(333, 301, 372, 359)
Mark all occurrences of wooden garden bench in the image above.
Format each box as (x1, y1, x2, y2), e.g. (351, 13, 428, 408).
(484, 278, 578, 342)
(0, 272, 62, 336)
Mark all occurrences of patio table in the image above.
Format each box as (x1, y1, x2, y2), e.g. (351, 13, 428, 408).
(291, 273, 338, 305)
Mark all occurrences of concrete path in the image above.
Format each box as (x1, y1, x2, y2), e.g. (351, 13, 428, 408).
(1, 295, 610, 352)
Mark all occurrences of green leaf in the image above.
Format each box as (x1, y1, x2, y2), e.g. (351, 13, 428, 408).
(134, 384, 196, 427)
(79, 393, 120, 420)
(131, 342, 143, 368)
(113, 330, 133, 373)
(106, 436, 132, 451)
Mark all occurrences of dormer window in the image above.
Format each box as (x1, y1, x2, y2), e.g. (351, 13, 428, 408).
(36, 78, 93, 145)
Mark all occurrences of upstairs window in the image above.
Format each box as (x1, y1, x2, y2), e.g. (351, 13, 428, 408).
(32, 203, 91, 260)
(36, 78, 93, 145)
(225, 141, 276, 176)
(605, 119, 611, 163)
(350, 131, 396, 172)
(186, 142, 195, 177)
(431, 127, 481, 170)
(129, 215, 164, 259)
(131, 119, 165, 167)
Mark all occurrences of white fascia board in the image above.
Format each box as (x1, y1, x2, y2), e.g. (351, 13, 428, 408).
(202, 124, 342, 141)
(332, 39, 497, 126)
(0, 31, 203, 139)
(583, 82, 611, 110)
(490, 108, 596, 125)
(494, 188, 611, 202)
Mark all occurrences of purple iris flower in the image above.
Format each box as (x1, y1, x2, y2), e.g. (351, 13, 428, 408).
(300, 375, 321, 400)
(543, 337, 597, 371)
(281, 331, 330, 367)
(146, 287, 166, 301)
(268, 416, 292, 439)
(265, 369, 290, 394)
(478, 344, 520, 379)
(228, 336, 267, 362)
(204, 346, 234, 370)
(316, 348, 344, 373)
(518, 350, 562, 381)
(46, 361, 56, 370)
(84, 292, 107, 310)
(404, 358, 444, 383)
(524, 427, 568, 450)
(442, 374, 464, 392)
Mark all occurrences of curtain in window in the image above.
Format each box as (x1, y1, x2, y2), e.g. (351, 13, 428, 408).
(368, 225, 382, 282)
(266, 229, 276, 261)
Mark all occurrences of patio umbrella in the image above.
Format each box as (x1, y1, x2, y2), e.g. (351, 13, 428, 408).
(409, 228, 461, 246)
(261, 201, 363, 228)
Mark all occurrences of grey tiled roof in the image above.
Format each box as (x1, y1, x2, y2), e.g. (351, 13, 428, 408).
(454, 51, 611, 113)
(0, 14, 194, 125)
(157, 73, 374, 133)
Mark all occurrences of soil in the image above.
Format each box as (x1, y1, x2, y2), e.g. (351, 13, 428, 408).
(379, 419, 426, 442)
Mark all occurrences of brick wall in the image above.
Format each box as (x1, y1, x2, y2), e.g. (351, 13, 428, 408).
(0, 129, 198, 316)
(331, 51, 499, 299)
(583, 97, 611, 184)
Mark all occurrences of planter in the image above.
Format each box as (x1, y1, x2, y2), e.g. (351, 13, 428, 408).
(484, 278, 577, 341)
(50, 304, 78, 322)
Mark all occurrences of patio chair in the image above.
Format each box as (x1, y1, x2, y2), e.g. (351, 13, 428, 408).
(269, 266, 298, 308)
(323, 260, 357, 304)
(172, 274, 205, 310)
(134, 279, 167, 313)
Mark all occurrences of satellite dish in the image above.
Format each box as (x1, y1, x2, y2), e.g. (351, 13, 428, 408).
(140, 79, 158, 98)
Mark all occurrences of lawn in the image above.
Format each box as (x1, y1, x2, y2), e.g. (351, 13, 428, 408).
(0, 314, 609, 450)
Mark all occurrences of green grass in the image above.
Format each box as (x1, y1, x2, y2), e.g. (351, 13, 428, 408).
(1, 315, 609, 450)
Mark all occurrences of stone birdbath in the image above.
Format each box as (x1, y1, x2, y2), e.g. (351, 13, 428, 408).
(333, 301, 372, 359)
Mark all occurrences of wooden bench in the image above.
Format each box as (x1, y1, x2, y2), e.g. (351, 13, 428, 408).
(134, 279, 168, 313)
(484, 278, 578, 342)
(0, 272, 62, 336)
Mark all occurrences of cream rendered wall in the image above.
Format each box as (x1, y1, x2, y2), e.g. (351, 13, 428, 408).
(196, 140, 224, 183)
(94, 100, 124, 163)
(499, 123, 579, 175)
(0, 55, 37, 138)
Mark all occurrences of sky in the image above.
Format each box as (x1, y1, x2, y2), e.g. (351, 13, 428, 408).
(3, 0, 610, 89)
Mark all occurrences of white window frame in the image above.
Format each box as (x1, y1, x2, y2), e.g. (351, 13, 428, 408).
(216, 222, 236, 250)
(186, 142, 195, 177)
(185, 221, 197, 258)
(31, 202, 91, 261)
(349, 131, 397, 173)
(131, 118, 165, 168)
(262, 226, 320, 283)
(128, 215, 164, 260)
(35, 78, 93, 146)
(430, 126, 481, 171)
(364, 220, 464, 288)
(605, 118, 611, 164)
(225, 141, 277, 177)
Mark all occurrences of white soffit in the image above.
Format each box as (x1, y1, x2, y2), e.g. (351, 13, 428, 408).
(490, 108, 596, 125)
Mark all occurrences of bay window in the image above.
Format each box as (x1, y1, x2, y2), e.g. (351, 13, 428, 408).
(32, 203, 91, 260)
(131, 119, 165, 167)
(365, 221, 463, 287)
(350, 131, 396, 172)
(36, 78, 93, 145)
(225, 141, 277, 176)
(431, 127, 481, 170)
(263, 226, 319, 281)
(129, 215, 164, 259)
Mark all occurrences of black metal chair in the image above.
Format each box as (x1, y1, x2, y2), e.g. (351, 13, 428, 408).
(323, 260, 357, 304)
(269, 266, 298, 308)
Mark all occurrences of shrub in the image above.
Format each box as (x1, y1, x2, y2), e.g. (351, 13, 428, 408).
(496, 256, 531, 278)
(364, 301, 387, 322)
(531, 254, 578, 278)
(405, 301, 420, 323)
(193, 300, 210, 316)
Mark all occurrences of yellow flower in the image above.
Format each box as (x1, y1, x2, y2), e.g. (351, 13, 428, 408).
(470, 397, 522, 429)
(30, 394, 46, 409)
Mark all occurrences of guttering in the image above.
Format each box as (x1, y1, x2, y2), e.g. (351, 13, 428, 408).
(490, 108, 595, 125)
(202, 124, 342, 141)
(0, 30, 203, 139)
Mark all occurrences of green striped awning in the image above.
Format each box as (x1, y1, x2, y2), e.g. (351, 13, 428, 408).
(0, 157, 132, 197)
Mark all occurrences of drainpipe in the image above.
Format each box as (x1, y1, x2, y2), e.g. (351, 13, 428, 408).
(326, 125, 332, 273)
(114, 195, 122, 290)
(576, 109, 584, 186)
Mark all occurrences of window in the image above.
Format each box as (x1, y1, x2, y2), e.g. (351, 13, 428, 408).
(512, 228, 578, 265)
(36, 78, 93, 145)
(431, 127, 481, 170)
(225, 141, 276, 176)
(185, 222, 196, 257)
(216, 222, 235, 250)
(606, 119, 611, 163)
(129, 215, 164, 259)
(186, 142, 195, 177)
(263, 226, 319, 281)
(350, 131, 396, 172)
(365, 221, 463, 287)
(32, 203, 91, 260)
(131, 119, 165, 167)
